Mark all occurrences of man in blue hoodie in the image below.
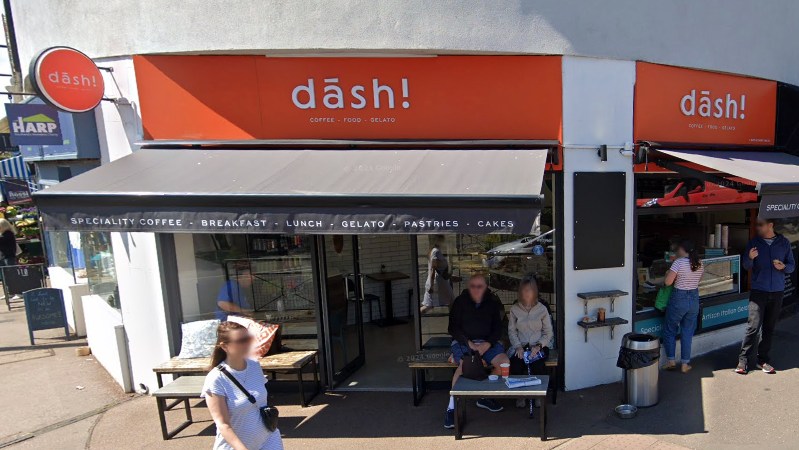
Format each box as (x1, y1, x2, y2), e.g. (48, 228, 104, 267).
(736, 218, 795, 374)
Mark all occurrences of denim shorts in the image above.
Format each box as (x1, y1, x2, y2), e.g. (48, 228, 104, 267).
(450, 339, 505, 365)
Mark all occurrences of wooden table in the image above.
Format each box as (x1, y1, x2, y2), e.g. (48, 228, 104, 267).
(365, 271, 410, 327)
(410, 350, 558, 406)
(450, 375, 549, 441)
(151, 375, 205, 440)
(152, 350, 319, 407)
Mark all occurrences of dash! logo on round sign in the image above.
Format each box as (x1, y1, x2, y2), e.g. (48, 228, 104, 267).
(30, 47, 104, 113)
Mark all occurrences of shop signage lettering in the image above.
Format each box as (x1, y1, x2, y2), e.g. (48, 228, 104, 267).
(700, 299, 749, 328)
(4, 104, 63, 146)
(0, 180, 32, 205)
(134, 55, 563, 140)
(634, 317, 665, 338)
(758, 194, 799, 219)
(635, 62, 776, 146)
(680, 90, 746, 120)
(46, 208, 537, 235)
(292, 78, 410, 110)
(30, 47, 105, 113)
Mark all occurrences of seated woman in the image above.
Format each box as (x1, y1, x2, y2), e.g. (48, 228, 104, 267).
(507, 275, 553, 408)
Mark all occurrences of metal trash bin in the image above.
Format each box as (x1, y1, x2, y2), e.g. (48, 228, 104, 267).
(617, 333, 660, 407)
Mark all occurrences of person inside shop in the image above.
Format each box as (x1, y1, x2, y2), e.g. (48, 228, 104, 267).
(216, 263, 255, 321)
(203, 321, 283, 450)
(736, 217, 795, 375)
(421, 235, 457, 314)
(444, 274, 508, 429)
(662, 239, 704, 374)
(0, 218, 17, 266)
(507, 275, 553, 408)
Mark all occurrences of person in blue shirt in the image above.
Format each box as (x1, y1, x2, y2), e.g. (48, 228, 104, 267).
(216, 265, 255, 321)
(736, 218, 795, 374)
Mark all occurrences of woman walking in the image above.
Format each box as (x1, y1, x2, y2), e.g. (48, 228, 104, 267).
(662, 239, 704, 373)
(203, 322, 283, 450)
(0, 219, 17, 266)
(507, 275, 553, 407)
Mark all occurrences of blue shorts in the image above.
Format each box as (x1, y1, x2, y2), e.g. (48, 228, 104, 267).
(451, 340, 505, 366)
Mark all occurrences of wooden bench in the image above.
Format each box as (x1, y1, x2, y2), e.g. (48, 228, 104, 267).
(153, 350, 320, 407)
(151, 376, 205, 440)
(409, 350, 558, 406)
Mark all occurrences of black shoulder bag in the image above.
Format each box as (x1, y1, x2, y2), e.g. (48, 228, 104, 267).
(217, 364, 279, 432)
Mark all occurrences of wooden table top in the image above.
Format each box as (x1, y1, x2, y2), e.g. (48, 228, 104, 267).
(451, 375, 549, 397)
(152, 376, 206, 397)
(408, 350, 558, 368)
(365, 272, 410, 282)
(153, 350, 317, 373)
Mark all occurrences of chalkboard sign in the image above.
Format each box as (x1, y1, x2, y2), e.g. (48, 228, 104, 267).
(23, 288, 70, 345)
(573, 172, 627, 270)
(2, 264, 45, 303)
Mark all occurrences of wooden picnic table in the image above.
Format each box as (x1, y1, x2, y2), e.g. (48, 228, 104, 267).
(153, 350, 319, 407)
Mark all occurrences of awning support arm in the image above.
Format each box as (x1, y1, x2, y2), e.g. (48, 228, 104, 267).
(655, 159, 758, 194)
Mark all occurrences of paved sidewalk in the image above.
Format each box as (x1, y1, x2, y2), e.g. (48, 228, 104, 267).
(3, 297, 799, 449)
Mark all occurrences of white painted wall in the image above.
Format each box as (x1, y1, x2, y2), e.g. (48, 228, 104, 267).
(88, 57, 170, 392)
(83, 294, 132, 392)
(561, 57, 636, 390)
(10, 1, 799, 85)
(47, 266, 89, 336)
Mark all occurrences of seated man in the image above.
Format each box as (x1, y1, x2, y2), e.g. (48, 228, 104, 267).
(445, 274, 509, 429)
(216, 264, 254, 321)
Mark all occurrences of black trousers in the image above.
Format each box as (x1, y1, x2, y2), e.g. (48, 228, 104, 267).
(509, 347, 549, 376)
(739, 290, 783, 366)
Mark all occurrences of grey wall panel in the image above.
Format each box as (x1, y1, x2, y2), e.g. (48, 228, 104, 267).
(10, 1, 799, 85)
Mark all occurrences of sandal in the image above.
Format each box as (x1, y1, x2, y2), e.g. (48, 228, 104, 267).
(662, 363, 677, 371)
(681, 364, 692, 373)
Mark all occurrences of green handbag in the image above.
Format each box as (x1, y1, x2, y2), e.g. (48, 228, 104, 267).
(655, 284, 673, 312)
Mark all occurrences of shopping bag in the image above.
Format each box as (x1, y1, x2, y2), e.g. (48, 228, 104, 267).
(655, 284, 673, 312)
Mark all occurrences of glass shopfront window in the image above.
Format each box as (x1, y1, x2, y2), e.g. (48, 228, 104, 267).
(417, 174, 558, 348)
(634, 173, 757, 333)
(175, 234, 315, 326)
(81, 232, 120, 309)
(774, 219, 799, 308)
(46, 231, 75, 275)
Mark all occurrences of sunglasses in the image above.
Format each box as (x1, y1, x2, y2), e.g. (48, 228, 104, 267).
(225, 336, 253, 345)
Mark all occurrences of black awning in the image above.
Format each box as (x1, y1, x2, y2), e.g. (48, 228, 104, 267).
(35, 149, 547, 234)
(655, 149, 799, 219)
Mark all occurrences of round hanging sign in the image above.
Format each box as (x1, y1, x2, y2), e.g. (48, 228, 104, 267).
(30, 47, 104, 113)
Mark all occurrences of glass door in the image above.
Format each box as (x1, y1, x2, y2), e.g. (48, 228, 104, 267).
(319, 235, 366, 387)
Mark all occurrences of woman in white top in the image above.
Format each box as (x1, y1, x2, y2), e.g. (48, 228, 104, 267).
(421, 235, 456, 313)
(662, 239, 704, 373)
(507, 276, 553, 408)
(202, 322, 283, 450)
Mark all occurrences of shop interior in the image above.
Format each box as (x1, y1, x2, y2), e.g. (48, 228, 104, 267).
(635, 174, 757, 315)
(170, 178, 557, 390)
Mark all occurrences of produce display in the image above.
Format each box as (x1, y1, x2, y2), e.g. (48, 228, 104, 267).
(1, 201, 44, 262)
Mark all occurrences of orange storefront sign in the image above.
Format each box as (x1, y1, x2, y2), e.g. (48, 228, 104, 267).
(133, 55, 562, 141)
(31, 47, 105, 113)
(634, 62, 777, 146)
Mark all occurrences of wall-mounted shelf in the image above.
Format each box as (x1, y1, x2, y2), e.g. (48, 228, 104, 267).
(577, 317, 628, 342)
(577, 289, 629, 314)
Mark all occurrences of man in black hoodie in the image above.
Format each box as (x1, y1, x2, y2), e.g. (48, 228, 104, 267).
(443, 274, 508, 429)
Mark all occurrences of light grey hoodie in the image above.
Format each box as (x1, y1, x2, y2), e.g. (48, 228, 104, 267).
(507, 301, 553, 352)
